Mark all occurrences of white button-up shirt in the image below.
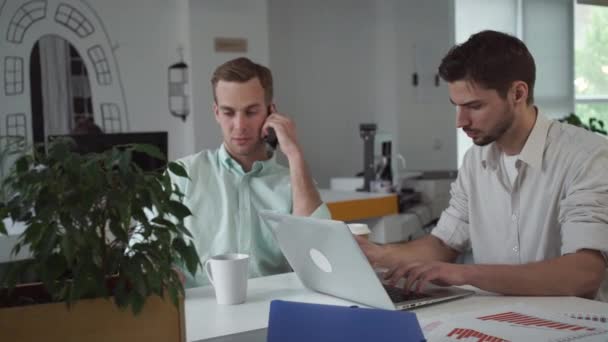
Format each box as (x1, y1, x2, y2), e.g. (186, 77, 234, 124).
(432, 113, 608, 300)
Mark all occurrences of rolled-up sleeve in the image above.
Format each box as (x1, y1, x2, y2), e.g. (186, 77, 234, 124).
(559, 147, 608, 258)
(432, 155, 472, 253)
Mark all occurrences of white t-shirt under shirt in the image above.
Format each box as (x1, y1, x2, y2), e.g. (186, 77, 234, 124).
(502, 153, 520, 186)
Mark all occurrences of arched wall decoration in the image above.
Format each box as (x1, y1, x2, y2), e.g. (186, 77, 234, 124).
(0, 0, 130, 147)
(6, 0, 47, 44)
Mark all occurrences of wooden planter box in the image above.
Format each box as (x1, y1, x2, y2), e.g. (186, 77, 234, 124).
(0, 291, 185, 342)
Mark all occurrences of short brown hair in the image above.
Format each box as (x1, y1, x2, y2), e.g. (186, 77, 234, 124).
(211, 57, 273, 104)
(438, 30, 536, 105)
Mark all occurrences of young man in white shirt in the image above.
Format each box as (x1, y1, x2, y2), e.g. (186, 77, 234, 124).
(358, 30, 608, 300)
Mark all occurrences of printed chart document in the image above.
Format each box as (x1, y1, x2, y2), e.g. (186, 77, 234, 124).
(565, 313, 608, 324)
(420, 304, 608, 341)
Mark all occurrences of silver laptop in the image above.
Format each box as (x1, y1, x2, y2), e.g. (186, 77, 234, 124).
(260, 211, 474, 310)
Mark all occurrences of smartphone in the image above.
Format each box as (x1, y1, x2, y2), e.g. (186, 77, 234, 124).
(263, 105, 278, 149)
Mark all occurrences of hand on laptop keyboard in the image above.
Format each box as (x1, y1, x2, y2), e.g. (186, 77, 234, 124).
(382, 260, 468, 295)
(382, 284, 430, 303)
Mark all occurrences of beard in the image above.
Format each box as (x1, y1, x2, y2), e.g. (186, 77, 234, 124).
(469, 104, 515, 146)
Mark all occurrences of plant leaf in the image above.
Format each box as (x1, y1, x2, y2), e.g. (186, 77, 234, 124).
(49, 138, 73, 161)
(175, 223, 193, 239)
(185, 241, 201, 275)
(167, 162, 189, 179)
(132, 144, 166, 161)
(108, 219, 129, 244)
(118, 149, 132, 173)
(0, 216, 6, 235)
(15, 156, 28, 173)
(113, 277, 128, 309)
(172, 238, 199, 275)
(126, 259, 148, 298)
(129, 291, 146, 315)
(61, 234, 75, 267)
(167, 200, 192, 220)
(167, 277, 180, 308)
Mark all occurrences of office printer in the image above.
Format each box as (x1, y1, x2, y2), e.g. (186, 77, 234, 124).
(369, 170, 456, 244)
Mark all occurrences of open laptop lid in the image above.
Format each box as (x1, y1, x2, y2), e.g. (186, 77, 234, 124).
(260, 211, 397, 310)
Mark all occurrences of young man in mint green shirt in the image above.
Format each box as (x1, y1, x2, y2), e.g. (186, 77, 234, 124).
(170, 57, 330, 287)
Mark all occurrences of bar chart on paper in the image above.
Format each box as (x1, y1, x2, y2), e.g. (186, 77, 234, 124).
(478, 311, 599, 332)
(565, 313, 608, 324)
(421, 304, 608, 342)
(446, 327, 507, 341)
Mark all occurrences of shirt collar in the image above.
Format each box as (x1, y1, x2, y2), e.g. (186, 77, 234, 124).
(218, 143, 277, 175)
(518, 112, 550, 170)
(480, 143, 501, 170)
(481, 109, 550, 171)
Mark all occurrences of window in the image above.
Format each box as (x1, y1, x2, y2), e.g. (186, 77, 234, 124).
(6, 1, 46, 44)
(4, 56, 24, 95)
(101, 103, 121, 133)
(87, 45, 112, 85)
(574, 3, 608, 132)
(5, 113, 27, 144)
(54, 4, 94, 38)
(69, 45, 93, 123)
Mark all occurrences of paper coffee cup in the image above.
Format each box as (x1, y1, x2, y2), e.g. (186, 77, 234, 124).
(347, 223, 371, 238)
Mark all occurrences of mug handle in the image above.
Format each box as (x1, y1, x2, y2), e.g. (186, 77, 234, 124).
(204, 259, 214, 286)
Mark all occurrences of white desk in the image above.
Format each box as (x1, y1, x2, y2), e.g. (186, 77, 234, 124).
(185, 272, 608, 342)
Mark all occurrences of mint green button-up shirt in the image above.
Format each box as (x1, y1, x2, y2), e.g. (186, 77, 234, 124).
(170, 145, 330, 287)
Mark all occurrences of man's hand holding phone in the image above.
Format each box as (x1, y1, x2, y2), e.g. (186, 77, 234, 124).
(262, 104, 302, 161)
(263, 104, 322, 217)
(262, 105, 278, 150)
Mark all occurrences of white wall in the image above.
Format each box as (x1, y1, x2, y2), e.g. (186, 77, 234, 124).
(93, 0, 194, 160)
(455, 0, 518, 42)
(393, 0, 456, 174)
(269, 0, 377, 187)
(454, 0, 519, 167)
(188, 0, 270, 153)
(269, 0, 456, 187)
(453, 0, 574, 167)
(522, 0, 574, 119)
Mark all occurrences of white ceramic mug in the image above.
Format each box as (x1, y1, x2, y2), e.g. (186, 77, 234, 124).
(204, 253, 250, 305)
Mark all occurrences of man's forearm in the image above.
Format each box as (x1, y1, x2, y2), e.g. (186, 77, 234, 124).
(386, 235, 459, 265)
(288, 150, 322, 216)
(463, 250, 606, 298)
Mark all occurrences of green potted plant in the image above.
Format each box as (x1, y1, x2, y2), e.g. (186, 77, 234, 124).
(0, 137, 199, 342)
(559, 113, 607, 136)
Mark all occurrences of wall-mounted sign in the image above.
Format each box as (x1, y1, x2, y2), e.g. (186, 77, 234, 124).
(214, 38, 248, 53)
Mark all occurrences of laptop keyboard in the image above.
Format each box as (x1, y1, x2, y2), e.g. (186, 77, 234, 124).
(383, 284, 430, 303)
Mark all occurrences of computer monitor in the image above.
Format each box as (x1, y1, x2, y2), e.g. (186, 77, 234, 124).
(47, 132, 168, 172)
